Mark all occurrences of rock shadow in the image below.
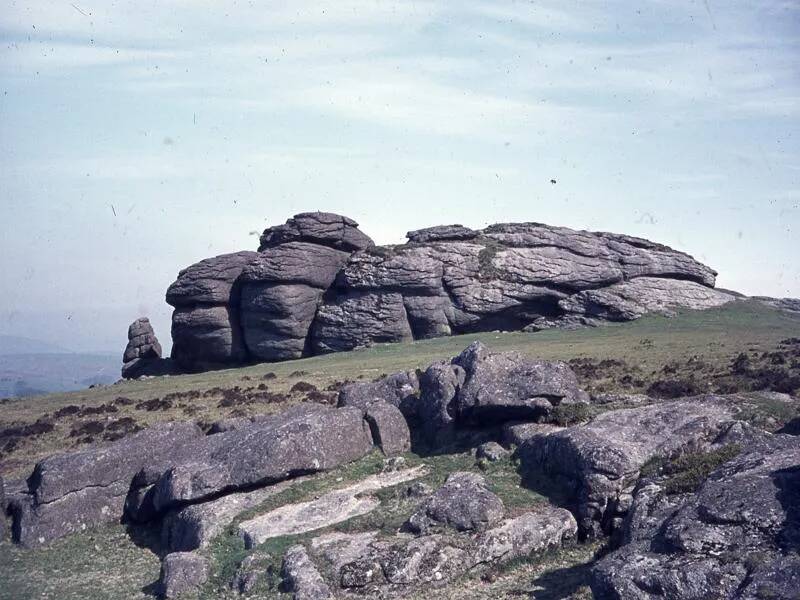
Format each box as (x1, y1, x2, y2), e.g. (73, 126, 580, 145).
(528, 558, 594, 600)
(773, 465, 800, 552)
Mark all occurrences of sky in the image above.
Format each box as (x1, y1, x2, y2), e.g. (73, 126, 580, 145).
(0, 0, 798, 353)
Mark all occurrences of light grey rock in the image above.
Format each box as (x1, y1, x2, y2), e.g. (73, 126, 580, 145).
(379, 534, 470, 586)
(311, 291, 414, 354)
(473, 506, 577, 565)
(238, 467, 424, 548)
(452, 341, 588, 421)
(406, 472, 504, 534)
(230, 551, 272, 594)
(475, 441, 508, 462)
(592, 434, 800, 600)
(518, 397, 736, 536)
(417, 342, 587, 444)
(259, 212, 373, 253)
(308, 507, 577, 594)
(502, 422, 563, 446)
(162, 477, 302, 552)
(560, 277, 733, 321)
(152, 406, 374, 510)
(282, 545, 333, 600)
(158, 552, 209, 599)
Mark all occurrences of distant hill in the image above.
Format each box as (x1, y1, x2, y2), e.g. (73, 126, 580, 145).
(0, 335, 69, 355)
(0, 352, 120, 398)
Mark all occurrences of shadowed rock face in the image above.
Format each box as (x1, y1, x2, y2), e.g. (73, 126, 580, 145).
(149, 211, 729, 375)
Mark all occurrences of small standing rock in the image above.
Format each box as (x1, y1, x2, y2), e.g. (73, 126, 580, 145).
(476, 442, 508, 462)
(282, 544, 333, 600)
(406, 472, 505, 534)
(230, 551, 272, 594)
(158, 552, 209, 599)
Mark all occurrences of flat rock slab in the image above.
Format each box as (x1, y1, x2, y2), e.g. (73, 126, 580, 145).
(162, 476, 307, 552)
(238, 467, 425, 548)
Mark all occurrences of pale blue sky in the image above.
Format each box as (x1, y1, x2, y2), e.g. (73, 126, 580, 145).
(1, 1, 798, 352)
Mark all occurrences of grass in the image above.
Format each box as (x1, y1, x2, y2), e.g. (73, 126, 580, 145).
(2, 300, 798, 479)
(640, 444, 742, 495)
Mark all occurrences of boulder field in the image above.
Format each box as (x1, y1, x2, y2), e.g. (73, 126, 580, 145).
(3, 342, 799, 599)
(135, 211, 734, 375)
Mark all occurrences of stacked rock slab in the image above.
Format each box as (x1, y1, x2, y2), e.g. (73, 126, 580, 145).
(295, 473, 577, 596)
(167, 250, 258, 370)
(241, 213, 374, 361)
(157, 212, 731, 373)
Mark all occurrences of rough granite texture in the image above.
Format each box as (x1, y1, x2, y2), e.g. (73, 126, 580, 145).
(591, 433, 800, 600)
(144, 211, 731, 374)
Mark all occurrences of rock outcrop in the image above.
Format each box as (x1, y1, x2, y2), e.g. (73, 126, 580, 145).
(517, 397, 741, 537)
(136, 212, 733, 375)
(591, 433, 800, 599)
(9, 404, 384, 547)
(295, 486, 577, 597)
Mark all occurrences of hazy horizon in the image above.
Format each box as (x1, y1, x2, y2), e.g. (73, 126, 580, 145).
(1, 1, 798, 354)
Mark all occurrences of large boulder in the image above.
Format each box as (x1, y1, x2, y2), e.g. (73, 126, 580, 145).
(151, 406, 374, 510)
(517, 397, 737, 537)
(416, 341, 588, 444)
(560, 276, 734, 321)
(166, 251, 258, 370)
(311, 291, 414, 354)
(121, 317, 172, 379)
(591, 434, 800, 600)
(406, 472, 505, 534)
(282, 545, 333, 600)
(338, 371, 420, 416)
(11, 422, 204, 547)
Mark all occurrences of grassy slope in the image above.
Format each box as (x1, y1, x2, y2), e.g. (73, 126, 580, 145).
(1, 300, 799, 599)
(2, 300, 799, 479)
